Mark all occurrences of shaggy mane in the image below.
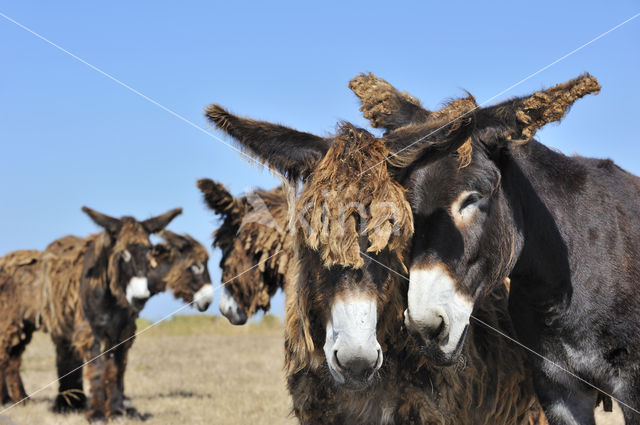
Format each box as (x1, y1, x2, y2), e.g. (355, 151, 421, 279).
(295, 124, 413, 269)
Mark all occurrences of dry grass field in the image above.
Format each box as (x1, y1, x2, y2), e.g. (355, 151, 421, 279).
(0, 315, 624, 425)
(1, 315, 296, 425)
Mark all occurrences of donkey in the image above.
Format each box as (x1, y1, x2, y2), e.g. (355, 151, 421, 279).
(204, 105, 545, 424)
(49, 229, 214, 418)
(349, 73, 635, 425)
(0, 206, 180, 421)
(197, 178, 292, 324)
(0, 250, 43, 406)
(149, 230, 214, 312)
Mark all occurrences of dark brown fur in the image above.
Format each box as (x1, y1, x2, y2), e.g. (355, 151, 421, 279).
(205, 104, 543, 423)
(198, 179, 293, 319)
(286, 127, 538, 425)
(150, 230, 212, 305)
(109, 230, 213, 413)
(0, 207, 180, 421)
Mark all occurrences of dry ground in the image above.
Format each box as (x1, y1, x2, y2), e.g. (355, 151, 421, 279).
(1, 315, 297, 425)
(0, 315, 625, 425)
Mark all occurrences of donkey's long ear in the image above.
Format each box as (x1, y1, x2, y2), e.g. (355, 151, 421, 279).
(82, 206, 122, 235)
(142, 208, 182, 234)
(349, 73, 431, 133)
(197, 178, 244, 218)
(205, 104, 332, 180)
(384, 96, 477, 168)
(486, 73, 601, 144)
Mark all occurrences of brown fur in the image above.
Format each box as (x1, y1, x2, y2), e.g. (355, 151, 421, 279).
(205, 105, 332, 180)
(283, 124, 539, 424)
(152, 230, 212, 304)
(348, 73, 431, 131)
(385, 95, 477, 170)
(0, 208, 180, 421)
(349, 73, 475, 169)
(100, 230, 213, 419)
(198, 179, 293, 318)
(205, 98, 546, 423)
(295, 125, 413, 269)
(507, 73, 600, 144)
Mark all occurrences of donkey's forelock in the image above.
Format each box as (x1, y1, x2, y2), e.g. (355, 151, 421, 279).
(385, 95, 477, 170)
(295, 124, 413, 268)
(113, 219, 152, 251)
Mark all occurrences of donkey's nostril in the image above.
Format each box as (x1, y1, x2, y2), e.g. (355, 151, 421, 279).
(428, 316, 446, 340)
(406, 307, 450, 344)
(333, 350, 343, 370)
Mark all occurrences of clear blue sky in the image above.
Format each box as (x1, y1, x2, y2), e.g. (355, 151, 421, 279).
(1, 1, 638, 320)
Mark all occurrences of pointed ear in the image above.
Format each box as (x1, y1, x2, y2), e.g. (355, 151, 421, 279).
(197, 178, 244, 218)
(349, 73, 431, 133)
(158, 230, 191, 252)
(205, 104, 332, 180)
(142, 208, 182, 234)
(82, 206, 122, 234)
(384, 96, 477, 168)
(487, 73, 601, 144)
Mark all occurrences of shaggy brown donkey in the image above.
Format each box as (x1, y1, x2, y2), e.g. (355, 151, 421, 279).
(197, 179, 292, 324)
(103, 229, 214, 417)
(205, 104, 544, 424)
(0, 207, 180, 422)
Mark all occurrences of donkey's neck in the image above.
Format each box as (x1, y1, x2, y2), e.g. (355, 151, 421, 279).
(503, 141, 585, 331)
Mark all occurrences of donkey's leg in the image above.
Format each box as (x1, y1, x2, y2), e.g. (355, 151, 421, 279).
(5, 322, 35, 403)
(52, 338, 86, 412)
(5, 355, 27, 403)
(1, 378, 9, 405)
(110, 338, 134, 416)
(103, 351, 123, 418)
(85, 343, 108, 423)
(534, 374, 597, 425)
(0, 323, 19, 405)
(613, 373, 640, 425)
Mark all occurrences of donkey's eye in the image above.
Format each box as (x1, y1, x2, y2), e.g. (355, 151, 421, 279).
(190, 264, 204, 274)
(122, 250, 132, 262)
(459, 192, 482, 212)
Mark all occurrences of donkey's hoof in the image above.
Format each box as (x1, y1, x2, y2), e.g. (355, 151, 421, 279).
(88, 416, 107, 425)
(86, 410, 107, 424)
(53, 392, 87, 413)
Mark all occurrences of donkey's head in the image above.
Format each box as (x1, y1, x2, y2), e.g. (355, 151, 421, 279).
(352, 73, 600, 365)
(206, 106, 412, 387)
(150, 230, 213, 312)
(82, 206, 182, 311)
(198, 179, 290, 325)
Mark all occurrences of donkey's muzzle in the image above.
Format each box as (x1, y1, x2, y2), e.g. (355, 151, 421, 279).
(219, 286, 248, 325)
(323, 299, 383, 387)
(126, 277, 151, 311)
(332, 343, 382, 387)
(194, 283, 214, 312)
